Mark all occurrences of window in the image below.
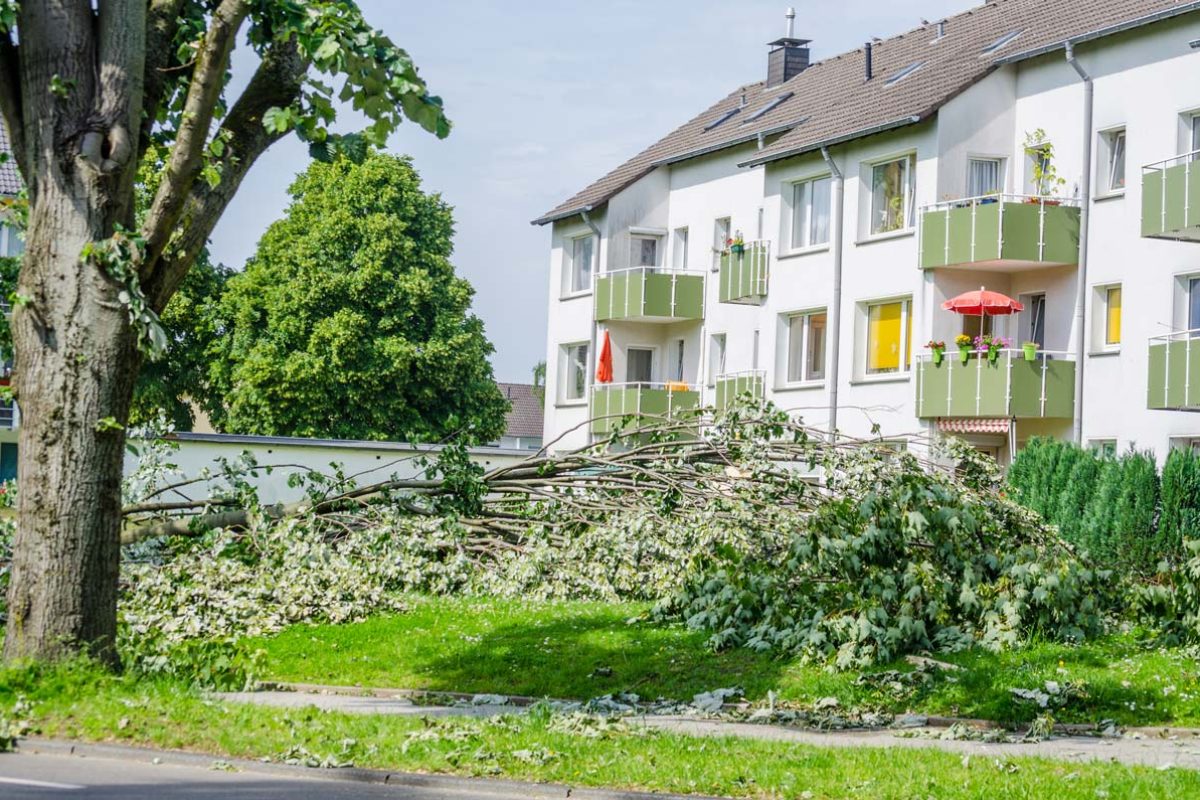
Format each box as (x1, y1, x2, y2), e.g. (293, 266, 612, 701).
(869, 155, 915, 235)
(562, 343, 589, 402)
(961, 313, 993, 341)
(566, 235, 594, 294)
(1026, 141, 1052, 195)
(630, 235, 659, 268)
(884, 62, 924, 86)
(790, 176, 831, 249)
(785, 310, 827, 383)
(1089, 439, 1117, 458)
(672, 227, 689, 268)
(1100, 129, 1126, 193)
(708, 333, 727, 385)
(756, 207, 764, 240)
(1171, 436, 1200, 453)
(1027, 293, 1046, 348)
(626, 347, 654, 384)
(982, 30, 1022, 54)
(670, 339, 685, 382)
(1104, 285, 1122, 346)
(742, 92, 793, 123)
(1191, 113, 1200, 157)
(865, 298, 912, 375)
(712, 217, 731, 270)
(704, 107, 739, 132)
(967, 157, 1002, 197)
(752, 329, 760, 370)
(0, 224, 22, 258)
(1191, 277, 1200, 334)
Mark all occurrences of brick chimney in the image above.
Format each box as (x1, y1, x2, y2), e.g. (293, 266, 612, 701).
(766, 8, 811, 88)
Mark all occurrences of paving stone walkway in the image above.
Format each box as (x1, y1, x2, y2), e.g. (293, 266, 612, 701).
(214, 688, 1200, 772)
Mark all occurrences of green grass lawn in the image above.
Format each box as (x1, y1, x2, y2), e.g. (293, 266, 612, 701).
(253, 595, 1200, 727)
(2, 662, 1197, 800)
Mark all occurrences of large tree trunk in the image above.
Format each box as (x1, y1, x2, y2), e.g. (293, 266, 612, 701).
(2, 1, 143, 665)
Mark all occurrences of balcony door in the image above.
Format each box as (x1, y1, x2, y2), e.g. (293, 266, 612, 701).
(626, 347, 654, 386)
(1026, 293, 1046, 348)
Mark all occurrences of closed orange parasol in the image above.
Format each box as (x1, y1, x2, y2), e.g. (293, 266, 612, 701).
(941, 287, 1024, 316)
(596, 330, 613, 383)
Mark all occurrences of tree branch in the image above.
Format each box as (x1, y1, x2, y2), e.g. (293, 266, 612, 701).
(138, 0, 188, 161)
(145, 36, 306, 310)
(139, 0, 249, 276)
(0, 31, 27, 183)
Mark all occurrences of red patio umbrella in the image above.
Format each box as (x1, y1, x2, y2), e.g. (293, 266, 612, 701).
(595, 330, 613, 383)
(941, 288, 1024, 316)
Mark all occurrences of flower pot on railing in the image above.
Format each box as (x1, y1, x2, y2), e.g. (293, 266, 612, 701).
(1023, 342, 1039, 362)
(958, 344, 971, 364)
(730, 244, 744, 255)
(925, 340, 946, 366)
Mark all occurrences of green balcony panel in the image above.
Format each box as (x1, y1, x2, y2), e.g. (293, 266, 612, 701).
(1147, 338, 1200, 410)
(590, 385, 701, 435)
(718, 241, 770, 304)
(715, 372, 766, 412)
(1142, 159, 1200, 242)
(919, 200, 1080, 269)
(594, 270, 705, 322)
(915, 352, 1075, 419)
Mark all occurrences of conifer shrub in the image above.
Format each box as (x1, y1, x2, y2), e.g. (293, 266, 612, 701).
(1159, 447, 1200, 561)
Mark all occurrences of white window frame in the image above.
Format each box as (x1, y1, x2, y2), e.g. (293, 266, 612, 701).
(559, 342, 590, 404)
(966, 156, 1004, 197)
(711, 216, 731, 271)
(0, 224, 23, 258)
(786, 174, 832, 253)
(1091, 282, 1122, 353)
(672, 226, 689, 268)
(1089, 438, 1117, 458)
(624, 344, 657, 384)
(563, 233, 595, 297)
(866, 153, 916, 237)
(858, 296, 913, 379)
(780, 308, 828, 387)
(1097, 127, 1126, 196)
(1170, 436, 1200, 453)
(707, 332, 727, 386)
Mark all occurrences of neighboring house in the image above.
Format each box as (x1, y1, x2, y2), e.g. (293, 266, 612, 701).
(0, 121, 21, 482)
(491, 382, 544, 451)
(535, 0, 1200, 464)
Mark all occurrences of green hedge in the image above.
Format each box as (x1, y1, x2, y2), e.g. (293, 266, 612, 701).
(1008, 438, 1198, 574)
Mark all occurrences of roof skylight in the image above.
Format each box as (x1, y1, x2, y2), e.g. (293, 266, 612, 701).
(741, 92, 794, 124)
(884, 62, 924, 86)
(704, 107, 740, 132)
(982, 30, 1022, 54)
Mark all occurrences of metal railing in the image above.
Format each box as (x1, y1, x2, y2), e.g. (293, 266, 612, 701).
(1142, 149, 1200, 238)
(918, 193, 1081, 265)
(595, 266, 707, 320)
(916, 348, 1073, 418)
(1148, 328, 1200, 407)
(719, 239, 770, 302)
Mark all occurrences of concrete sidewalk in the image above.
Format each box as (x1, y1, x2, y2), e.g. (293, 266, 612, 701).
(214, 687, 1200, 772)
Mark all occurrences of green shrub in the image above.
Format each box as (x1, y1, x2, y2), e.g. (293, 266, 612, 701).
(1160, 447, 1200, 561)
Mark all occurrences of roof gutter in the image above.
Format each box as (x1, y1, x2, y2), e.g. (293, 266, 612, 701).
(1065, 40, 1093, 447)
(531, 203, 597, 227)
(996, 1, 1200, 64)
(739, 115, 923, 168)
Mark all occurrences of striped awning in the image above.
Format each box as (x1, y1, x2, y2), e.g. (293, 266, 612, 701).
(938, 417, 1011, 435)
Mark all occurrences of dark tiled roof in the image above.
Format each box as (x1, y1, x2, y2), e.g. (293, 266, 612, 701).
(0, 121, 20, 195)
(497, 382, 544, 438)
(534, 0, 1199, 225)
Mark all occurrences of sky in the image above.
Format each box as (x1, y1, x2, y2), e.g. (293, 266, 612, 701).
(209, 0, 980, 384)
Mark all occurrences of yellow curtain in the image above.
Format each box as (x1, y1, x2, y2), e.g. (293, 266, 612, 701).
(868, 302, 902, 372)
(1106, 287, 1122, 345)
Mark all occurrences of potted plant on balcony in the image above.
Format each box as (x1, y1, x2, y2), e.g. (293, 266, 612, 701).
(976, 333, 1010, 364)
(1024, 128, 1066, 205)
(727, 231, 745, 256)
(955, 333, 973, 364)
(926, 340, 946, 366)
(1022, 341, 1040, 362)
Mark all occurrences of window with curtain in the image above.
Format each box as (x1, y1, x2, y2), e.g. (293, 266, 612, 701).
(1104, 285, 1122, 346)
(790, 176, 831, 249)
(568, 235, 594, 294)
(870, 155, 914, 235)
(563, 343, 589, 401)
(866, 299, 911, 374)
(967, 158, 1002, 197)
(1102, 129, 1126, 192)
(631, 236, 658, 268)
(785, 311, 828, 383)
(626, 347, 654, 384)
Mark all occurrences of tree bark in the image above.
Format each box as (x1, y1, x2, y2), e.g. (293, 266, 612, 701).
(2, 0, 143, 665)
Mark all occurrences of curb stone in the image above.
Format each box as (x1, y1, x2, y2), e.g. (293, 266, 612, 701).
(20, 738, 727, 800)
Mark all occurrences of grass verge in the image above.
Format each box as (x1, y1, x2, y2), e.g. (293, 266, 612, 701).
(1, 661, 1198, 800)
(253, 595, 1200, 727)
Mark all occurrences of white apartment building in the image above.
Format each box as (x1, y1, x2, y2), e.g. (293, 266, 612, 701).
(535, 0, 1200, 462)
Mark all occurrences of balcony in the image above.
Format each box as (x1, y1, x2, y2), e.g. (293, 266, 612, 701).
(918, 195, 1081, 271)
(1142, 152, 1200, 242)
(589, 382, 701, 435)
(718, 240, 770, 304)
(594, 267, 705, 323)
(915, 350, 1075, 419)
(1147, 331, 1200, 410)
(714, 370, 766, 412)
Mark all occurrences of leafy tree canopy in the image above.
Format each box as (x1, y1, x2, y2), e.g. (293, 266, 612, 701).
(208, 151, 508, 443)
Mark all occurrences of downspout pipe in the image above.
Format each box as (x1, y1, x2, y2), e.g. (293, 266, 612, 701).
(1065, 41, 1092, 446)
(581, 209, 602, 414)
(821, 146, 844, 440)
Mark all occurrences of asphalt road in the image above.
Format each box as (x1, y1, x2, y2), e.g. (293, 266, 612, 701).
(0, 750, 586, 800)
